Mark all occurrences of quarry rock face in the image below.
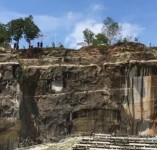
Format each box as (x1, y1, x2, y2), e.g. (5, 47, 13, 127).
(0, 53, 21, 150)
(1, 43, 157, 148)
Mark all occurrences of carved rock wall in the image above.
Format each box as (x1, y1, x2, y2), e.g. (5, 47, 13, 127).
(1, 44, 157, 149)
(0, 54, 21, 150)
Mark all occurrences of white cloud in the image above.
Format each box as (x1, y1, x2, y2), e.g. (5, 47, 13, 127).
(34, 12, 82, 33)
(0, 8, 83, 45)
(120, 23, 144, 40)
(33, 12, 83, 46)
(92, 4, 104, 12)
(0, 7, 81, 32)
(65, 22, 145, 49)
(66, 12, 82, 21)
(65, 19, 103, 49)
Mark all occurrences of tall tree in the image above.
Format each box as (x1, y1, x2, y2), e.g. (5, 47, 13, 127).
(102, 17, 121, 44)
(0, 23, 11, 46)
(8, 18, 24, 45)
(23, 15, 40, 47)
(83, 28, 95, 45)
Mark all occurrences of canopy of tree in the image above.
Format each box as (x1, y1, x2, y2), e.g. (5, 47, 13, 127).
(83, 29, 109, 46)
(0, 15, 40, 48)
(83, 28, 95, 45)
(102, 17, 121, 44)
(83, 17, 138, 47)
(8, 18, 24, 45)
(0, 23, 11, 46)
(93, 33, 108, 46)
(23, 15, 40, 46)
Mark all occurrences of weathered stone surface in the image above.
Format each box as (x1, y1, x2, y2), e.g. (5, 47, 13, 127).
(0, 54, 21, 150)
(1, 43, 157, 149)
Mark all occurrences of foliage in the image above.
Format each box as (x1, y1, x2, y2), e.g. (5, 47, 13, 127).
(0, 23, 11, 46)
(4, 15, 40, 48)
(117, 36, 139, 44)
(93, 33, 108, 46)
(83, 28, 95, 45)
(82, 17, 121, 46)
(7, 18, 24, 44)
(102, 17, 121, 44)
(23, 15, 40, 46)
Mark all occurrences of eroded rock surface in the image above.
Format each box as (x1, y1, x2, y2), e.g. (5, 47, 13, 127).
(0, 54, 21, 150)
(1, 42, 157, 149)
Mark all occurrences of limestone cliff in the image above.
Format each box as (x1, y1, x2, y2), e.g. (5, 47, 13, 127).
(0, 52, 21, 150)
(1, 42, 157, 149)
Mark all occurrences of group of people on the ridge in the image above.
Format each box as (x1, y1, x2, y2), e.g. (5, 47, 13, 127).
(29, 41, 43, 49)
(13, 41, 64, 50)
(37, 41, 43, 48)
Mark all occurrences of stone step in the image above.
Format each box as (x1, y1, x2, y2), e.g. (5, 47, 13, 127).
(72, 134, 157, 150)
(89, 148, 157, 150)
(96, 137, 157, 144)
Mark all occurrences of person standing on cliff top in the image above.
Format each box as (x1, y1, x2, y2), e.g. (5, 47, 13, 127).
(37, 42, 40, 48)
(40, 41, 43, 48)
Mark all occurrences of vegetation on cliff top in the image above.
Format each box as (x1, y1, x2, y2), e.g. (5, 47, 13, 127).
(0, 15, 40, 48)
(0, 15, 141, 50)
(82, 17, 139, 47)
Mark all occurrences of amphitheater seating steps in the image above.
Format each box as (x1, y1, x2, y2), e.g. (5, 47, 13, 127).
(72, 134, 157, 150)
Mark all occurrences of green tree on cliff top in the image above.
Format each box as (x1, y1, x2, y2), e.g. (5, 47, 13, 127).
(7, 18, 24, 45)
(93, 33, 108, 46)
(0, 23, 11, 46)
(23, 15, 40, 47)
(102, 17, 121, 44)
(83, 28, 95, 45)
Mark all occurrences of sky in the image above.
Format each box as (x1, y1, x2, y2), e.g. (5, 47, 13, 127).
(0, 0, 157, 49)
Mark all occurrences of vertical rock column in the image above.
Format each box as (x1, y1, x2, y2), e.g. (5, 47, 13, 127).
(0, 63, 21, 150)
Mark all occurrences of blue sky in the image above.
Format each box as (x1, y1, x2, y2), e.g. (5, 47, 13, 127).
(0, 0, 157, 48)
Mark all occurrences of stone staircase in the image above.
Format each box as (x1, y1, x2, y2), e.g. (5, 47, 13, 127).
(72, 134, 157, 150)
